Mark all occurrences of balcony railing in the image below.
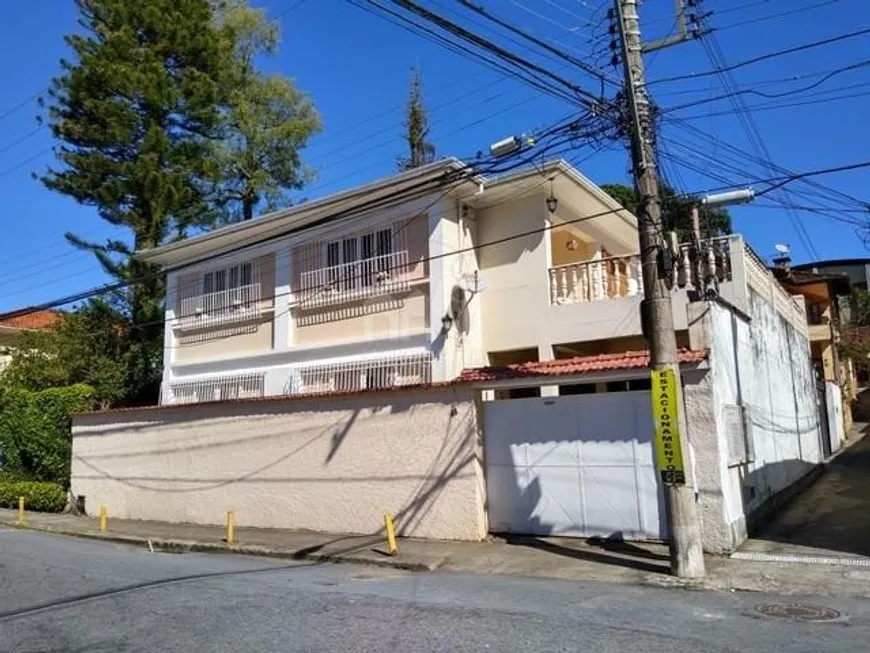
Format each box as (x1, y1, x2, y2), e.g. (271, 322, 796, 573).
(177, 283, 262, 330)
(299, 250, 412, 309)
(549, 255, 643, 305)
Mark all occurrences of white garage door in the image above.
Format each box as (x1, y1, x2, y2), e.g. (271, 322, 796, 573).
(484, 391, 667, 541)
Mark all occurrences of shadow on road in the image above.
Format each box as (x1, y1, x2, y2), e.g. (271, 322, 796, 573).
(500, 534, 670, 575)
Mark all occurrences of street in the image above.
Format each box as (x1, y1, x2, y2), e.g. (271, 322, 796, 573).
(1, 530, 869, 652)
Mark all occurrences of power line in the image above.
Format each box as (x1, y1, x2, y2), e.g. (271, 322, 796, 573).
(696, 27, 817, 258)
(648, 26, 870, 86)
(661, 58, 870, 113)
(455, 0, 619, 86)
(372, 0, 603, 106)
(713, 0, 840, 32)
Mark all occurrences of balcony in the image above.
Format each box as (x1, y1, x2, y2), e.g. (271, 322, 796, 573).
(549, 255, 643, 305)
(298, 250, 412, 309)
(176, 283, 262, 331)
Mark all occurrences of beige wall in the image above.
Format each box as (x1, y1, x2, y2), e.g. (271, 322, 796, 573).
(174, 318, 274, 364)
(550, 225, 596, 268)
(71, 387, 486, 541)
(292, 287, 430, 346)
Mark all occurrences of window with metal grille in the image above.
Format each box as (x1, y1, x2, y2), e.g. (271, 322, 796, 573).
(287, 352, 432, 395)
(177, 259, 261, 329)
(169, 372, 265, 405)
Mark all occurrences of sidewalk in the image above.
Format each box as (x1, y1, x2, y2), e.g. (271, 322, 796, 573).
(4, 508, 870, 598)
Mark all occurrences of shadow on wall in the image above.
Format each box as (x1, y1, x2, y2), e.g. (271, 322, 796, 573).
(482, 395, 670, 573)
(490, 474, 669, 574)
(744, 428, 870, 557)
(73, 394, 419, 496)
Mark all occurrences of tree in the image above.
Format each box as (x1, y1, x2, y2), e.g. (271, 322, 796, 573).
(211, 1, 321, 223)
(40, 0, 233, 402)
(396, 66, 435, 171)
(601, 183, 732, 242)
(1, 301, 127, 409)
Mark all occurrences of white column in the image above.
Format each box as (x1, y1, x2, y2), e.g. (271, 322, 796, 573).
(161, 270, 178, 405)
(274, 244, 291, 349)
(429, 203, 448, 382)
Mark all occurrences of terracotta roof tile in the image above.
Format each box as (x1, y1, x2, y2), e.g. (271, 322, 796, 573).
(0, 309, 64, 331)
(458, 348, 709, 383)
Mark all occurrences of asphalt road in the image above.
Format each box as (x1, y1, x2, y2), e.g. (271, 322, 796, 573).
(2, 529, 869, 652)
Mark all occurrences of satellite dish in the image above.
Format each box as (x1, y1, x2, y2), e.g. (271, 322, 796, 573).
(774, 243, 790, 255)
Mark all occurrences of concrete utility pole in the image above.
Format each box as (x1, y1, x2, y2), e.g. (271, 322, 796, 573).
(614, 0, 705, 577)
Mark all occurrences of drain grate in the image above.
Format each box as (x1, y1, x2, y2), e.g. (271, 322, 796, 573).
(756, 602, 841, 622)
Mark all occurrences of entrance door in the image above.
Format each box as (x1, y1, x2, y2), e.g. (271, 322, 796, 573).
(483, 391, 667, 540)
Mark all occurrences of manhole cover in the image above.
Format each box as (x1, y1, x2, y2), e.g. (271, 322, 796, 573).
(755, 602, 841, 622)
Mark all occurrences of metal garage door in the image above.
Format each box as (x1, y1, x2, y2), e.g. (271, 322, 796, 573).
(483, 391, 667, 541)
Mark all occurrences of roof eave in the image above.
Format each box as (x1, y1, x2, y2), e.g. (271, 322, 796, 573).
(136, 157, 478, 269)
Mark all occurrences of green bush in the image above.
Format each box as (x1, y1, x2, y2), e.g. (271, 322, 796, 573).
(0, 480, 67, 512)
(0, 384, 96, 487)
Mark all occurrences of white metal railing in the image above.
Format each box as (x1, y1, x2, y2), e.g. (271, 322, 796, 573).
(286, 352, 433, 396)
(177, 283, 261, 330)
(168, 372, 265, 405)
(549, 255, 643, 304)
(299, 250, 411, 309)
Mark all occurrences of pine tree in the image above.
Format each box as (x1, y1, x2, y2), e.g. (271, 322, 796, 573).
(41, 0, 231, 402)
(397, 66, 436, 171)
(212, 1, 321, 222)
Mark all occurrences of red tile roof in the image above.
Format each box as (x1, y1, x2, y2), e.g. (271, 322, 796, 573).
(459, 348, 709, 383)
(0, 309, 63, 331)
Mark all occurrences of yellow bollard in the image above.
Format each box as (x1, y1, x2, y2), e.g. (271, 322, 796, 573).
(99, 505, 108, 532)
(384, 512, 398, 556)
(226, 511, 235, 545)
(17, 496, 24, 525)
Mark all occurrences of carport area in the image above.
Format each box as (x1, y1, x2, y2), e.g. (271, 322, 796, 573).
(737, 423, 870, 560)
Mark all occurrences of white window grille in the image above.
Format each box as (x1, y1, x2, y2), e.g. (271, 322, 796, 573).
(287, 352, 433, 395)
(169, 372, 265, 405)
(177, 259, 262, 330)
(299, 225, 412, 308)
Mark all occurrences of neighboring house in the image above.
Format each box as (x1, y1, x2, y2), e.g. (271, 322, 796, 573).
(792, 257, 870, 327)
(772, 258, 854, 450)
(0, 310, 63, 373)
(71, 158, 826, 555)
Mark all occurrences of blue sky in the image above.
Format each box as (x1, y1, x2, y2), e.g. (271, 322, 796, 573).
(1, 0, 869, 311)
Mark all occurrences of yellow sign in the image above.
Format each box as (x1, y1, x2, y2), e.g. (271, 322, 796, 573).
(650, 369, 686, 485)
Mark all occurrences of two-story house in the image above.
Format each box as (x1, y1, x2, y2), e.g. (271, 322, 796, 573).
(140, 158, 649, 404)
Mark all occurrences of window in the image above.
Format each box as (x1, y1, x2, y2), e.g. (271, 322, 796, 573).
(324, 227, 394, 290)
(288, 352, 432, 395)
(170, 373, 265, 405)
(176, 259, 261, 329)
(203, 262, 253, 296)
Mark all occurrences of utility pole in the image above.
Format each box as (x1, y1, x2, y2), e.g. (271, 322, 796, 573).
(614, 0, 705, 577)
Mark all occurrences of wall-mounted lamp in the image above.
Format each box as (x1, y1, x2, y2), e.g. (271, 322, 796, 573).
(546, 177, 558, 214)
(441, 312, 453, 333)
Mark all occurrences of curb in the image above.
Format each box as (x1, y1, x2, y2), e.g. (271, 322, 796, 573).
(0, 520, 438, 573)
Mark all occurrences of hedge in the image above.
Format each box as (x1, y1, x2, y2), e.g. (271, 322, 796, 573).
(0, 480, 67, 513)
(0, 384, 95, 487)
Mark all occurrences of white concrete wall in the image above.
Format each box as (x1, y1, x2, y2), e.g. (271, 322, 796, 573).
(71, 387, 486, 541)
(692, 296, 823, 551)
(825, 381, 845, 452)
